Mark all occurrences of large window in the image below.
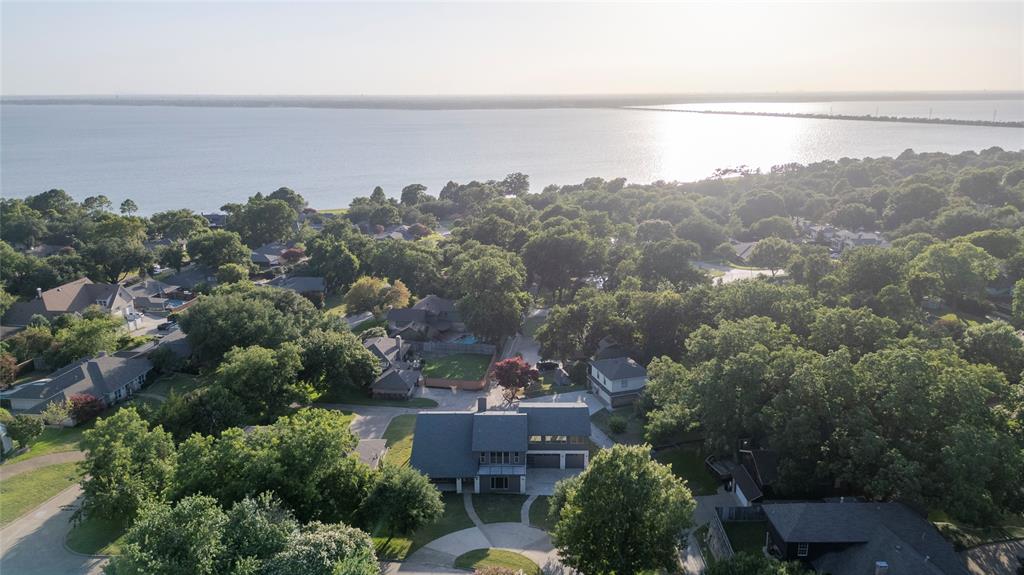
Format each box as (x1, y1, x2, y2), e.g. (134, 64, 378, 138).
(479, 452, 486, 463)
(797, 543, 809, 557)
(529, 435, 544, 443)
(491, 477, 509, 490)
(489, 452, 516, 464)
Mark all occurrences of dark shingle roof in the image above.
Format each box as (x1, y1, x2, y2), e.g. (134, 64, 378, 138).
(1, 353, 152, 403)
(371, 369, 420, 394)
(410, 412, 479, 478)
(744, 449, 779, 486)
(364, 336, 403, 365)
(589, 356, 646, 380)
(267, 275, 325, 293)
(519, 403, 591, 437)
(733, 465, 763, 502)
(471, 412, 528, 452)
(764, 502, 968, 575)
(414, 295, 455, 314)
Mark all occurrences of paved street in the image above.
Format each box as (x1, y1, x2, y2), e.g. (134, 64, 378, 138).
(0, 485, 106, 575)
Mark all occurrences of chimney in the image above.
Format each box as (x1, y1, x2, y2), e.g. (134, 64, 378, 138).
(36, 287, 42, 299)
(395, 335, 403, 352)
(477, 397, 487, 413)
(875, 561, 889, 575)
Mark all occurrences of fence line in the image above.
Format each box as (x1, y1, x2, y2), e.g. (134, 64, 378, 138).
(717, 505, 766, 522)
(707, 509, 735, 561)
(408, 341, 496, 355)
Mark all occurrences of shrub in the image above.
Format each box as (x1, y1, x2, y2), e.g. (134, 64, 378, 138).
(8, 414, 43, 445)
(69, 394, 105, 424)
(608, 415, 627, 435)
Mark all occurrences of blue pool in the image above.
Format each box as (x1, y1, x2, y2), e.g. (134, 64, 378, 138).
(453, 334, 478, 344)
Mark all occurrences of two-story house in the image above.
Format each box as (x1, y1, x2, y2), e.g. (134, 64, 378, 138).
(363, 336, 421, 399)
(386, 295, 466, 341)
(410, 399, 591, 494)
(588, 356, 647, 407)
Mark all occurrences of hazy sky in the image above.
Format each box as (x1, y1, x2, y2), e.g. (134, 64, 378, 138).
(2, 1, 1021, 95)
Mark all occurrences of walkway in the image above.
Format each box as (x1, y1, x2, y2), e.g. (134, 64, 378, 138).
(0, 451, 85, 481)
(0, 485, 106, 575)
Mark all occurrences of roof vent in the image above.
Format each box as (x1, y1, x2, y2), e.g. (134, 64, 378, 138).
(875, 561, 889, 575)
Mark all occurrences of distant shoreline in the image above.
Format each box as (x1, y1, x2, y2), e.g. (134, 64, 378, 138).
(629, 107, 1024, 129)
(1, 91, 1021, 111)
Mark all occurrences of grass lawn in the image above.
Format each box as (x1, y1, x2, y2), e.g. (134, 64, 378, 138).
(454, 549, 541, 575)
(0, 462, 83, 526)
(316, 384, 438, 408)
(523, 375, 586, 399)
(473, 494, 527, 524)
(930, 510, 1024, 549)
(352, 317, 387, 335)
(3, 426, 86, 465)
(522, 314, 546, 338)
(145, 373, 203, 397)
(654, 446, 720, 496)
(382, 414, 416, 467)
(723, 521, 767, 554)
(529, 495, 556, 532)
(590, 408, 646, 445)
(66, 515, 128, 555)
(323, 292, 346, 316)
(374, 492, 473, 561)
(318, 207, 348, 215)
(422, 353, 491, 381)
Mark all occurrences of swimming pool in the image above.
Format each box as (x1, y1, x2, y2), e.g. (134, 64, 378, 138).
(452, 334, 478, 344)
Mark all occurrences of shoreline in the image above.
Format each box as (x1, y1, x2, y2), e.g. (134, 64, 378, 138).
(628, 107, 1024, 129)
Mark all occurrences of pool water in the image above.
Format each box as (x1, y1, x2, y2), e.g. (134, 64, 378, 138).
(453, 334, 478, 344)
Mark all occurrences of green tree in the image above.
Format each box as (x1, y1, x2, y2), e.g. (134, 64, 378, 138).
(223, 493, 299, 565)
(551, 444, 695, 575)
(225, 198, 297, 247)
(909, 241, 999, 304)
(300, 329, 379, 392)
(954, 167, 1007, 205)
(262, 522, 378, 575)
(359, 465, 443, 543)
(119, 199, 139, 215)
(707, 552, 811, 575)
(961, 321, 1024, 383)
(267, 187, 307, 213)
(189, 230, 250, 270)
(807, 306, 899, 358)
(307, 236, 359, 293)
(749, 216, 797, 240)
(500, 172, 530, 197)
(80, 408, 177, 521)
(400, 184, 428, 206)
(884, 183, 947, 228)
(157, 243, 188, 273)
(149, 209, 210, 241)
(1013, 278, 1024, 325)
(45, 315, 122, 368)
(452, 247, 531, 342)
(84, 238, 152, 283)
(212, 343, 305, 421)
(7, 414, 43, 445)
(342, 276, 409, 314)
(749, 238, 796, 276)
(216, 263, 250, 284)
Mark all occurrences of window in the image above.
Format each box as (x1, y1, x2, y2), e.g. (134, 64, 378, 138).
(479, 453, 486, 463)
(619, 381, 628, 389)
(490, 477, 509, 490)
(551, 436, 567, 444)
(797, 543, 809, 557)
(529, 435, 543, 443)
(513, 453, 520, 464)
(569, 436, 584, 445)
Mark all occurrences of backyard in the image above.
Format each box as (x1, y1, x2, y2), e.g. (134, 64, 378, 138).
(590, 408, 646, 445)
(654, 445, 721, 495)
(144, 373, 203, 398)
(523, 374, 586, 398)
(454, 549, 541, 575)
(422, 353, 492, 381)
(723, 521, 768, 554)
(472, 494, 527, 524)
(382, 414, 416, 467)
(930, 510, 1024, 549)
(0, 462, 83, 526)
(316, 384, 438, 408)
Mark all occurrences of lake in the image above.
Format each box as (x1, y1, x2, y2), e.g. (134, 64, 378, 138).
(2, 101, 1022, 214)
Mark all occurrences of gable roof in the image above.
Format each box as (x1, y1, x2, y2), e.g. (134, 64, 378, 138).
(742, 449, 779, 486)
(472, 412, 528, 452)
(764, 502, 967, 575)
(267, 275, 326, 293)
(371, 369, 420, 394)
(733, 465, 763, 502)
(519, 403, 591, 437)
(1, 353, 152, 407)
(414, 295, 455, 314)
(410, 412, 479, 478)
(364, 336, 404, 365)
(589, 356, 646, 381)
(3, 278, 134, 326)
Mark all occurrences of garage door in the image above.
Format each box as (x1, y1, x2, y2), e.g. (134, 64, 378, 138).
(565, 454, 585, 468)
(527, 453, 560, 468)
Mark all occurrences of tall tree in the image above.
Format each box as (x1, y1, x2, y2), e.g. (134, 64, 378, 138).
(491, 357, 540, 405)
(358, 465, 443, 544)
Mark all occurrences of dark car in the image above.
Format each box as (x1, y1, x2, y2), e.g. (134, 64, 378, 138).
(157, 321, 177, 331)
(536, 360, 561, 372)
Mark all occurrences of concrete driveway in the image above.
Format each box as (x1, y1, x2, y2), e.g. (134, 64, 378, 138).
(0, 485, 106, 575)
(526, 468, 581, 496)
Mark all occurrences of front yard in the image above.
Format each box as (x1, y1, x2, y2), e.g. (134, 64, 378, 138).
(316, 384, 438, 408)
(422, 353, 491, 381)
(373, 492, 473, 561)
(654, 445, 720, 495)
(382, 414, 416, 467)
(2, 426, 86, 465)
(144, 373, 203, 397)
(473, 494, 527, 524)
(0, 462, 82, 526)
(454, 549, 541, 575)
(529, 495, 556, 531)
(590, 408, 646, 445)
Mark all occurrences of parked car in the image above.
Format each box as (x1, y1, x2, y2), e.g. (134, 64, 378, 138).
(536, 360, 561, 372)
(157, 321, 177, 331)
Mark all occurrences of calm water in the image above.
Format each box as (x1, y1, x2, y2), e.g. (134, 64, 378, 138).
(2, 102, 1022, 214)
(647, 99, 1024, 122)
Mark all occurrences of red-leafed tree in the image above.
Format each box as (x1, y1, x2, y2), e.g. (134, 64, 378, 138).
(69, 393, 105, 424)
(492, 356, 540, 406)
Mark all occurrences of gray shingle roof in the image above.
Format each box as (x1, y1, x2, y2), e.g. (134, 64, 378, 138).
(733, 465, 763, 502)
(519, 403, 591, 437)
(1, 353, 152, 403)
(371, 369, 420, 394)
(471, 412, 527, 452)
(267, 275, 325, 293)
(410, 412, 479, 478)
(589, 356, 646, 381)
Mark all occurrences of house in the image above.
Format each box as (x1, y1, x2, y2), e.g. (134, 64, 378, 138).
(372, 224, 415, 241)
(762, 501, 968, 575)
(363, 336, 421, 399)
(832, 230, 890, 253)
(588, 356, 647, 407)
(356, 439, 388, 469)
(410, 399, 590, 494)
(162, 265, 218, 291)
(386, 295, 466, 341)
(3, 278, 137, 327)
(251, 243, 292, 267)
(730, 240, 758, 262)
(0, 352, 152, 418)
(122, 278, 179, 312)
(201, 213, 227, 228)
(266, 275, 326, 304)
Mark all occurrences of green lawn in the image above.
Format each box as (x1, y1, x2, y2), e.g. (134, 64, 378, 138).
(316, 384, 438, 408)
(422, 353, 491, 381)
(654, 446, 720, 495)
(522, 314, 546, 338)
(323, 292, 346, 316)
(144, 373, 203, 397)
(374, 492, 473, 561)
(529, 495, 556, 532)
(590, 408, 646, 445)
(523, 376, 586, 399)
(3, 426, 86, 465)
(318, 207, 348, 215)
(473, 494, 527, 524)
(352, 318, 387, 334)
(382, 414, 416, 467)
(0, 462, 83, 526)
(930, 510, 1024, 549)
(454, 549, 541, 575)
(66, 515, 128, 555)
(723, 521, 767, 554)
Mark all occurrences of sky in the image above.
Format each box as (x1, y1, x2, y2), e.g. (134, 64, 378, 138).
(1, 1, 1021, 96)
